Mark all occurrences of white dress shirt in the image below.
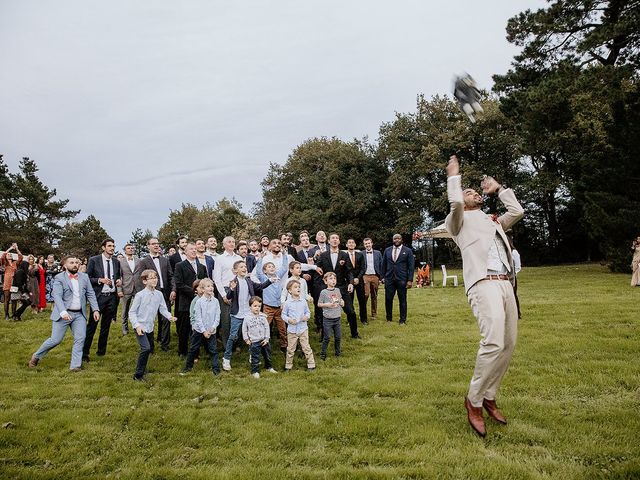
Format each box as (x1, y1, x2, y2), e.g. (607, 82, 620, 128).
(101, 254, 115, 293)
(213, 251, 243, 296)
(150, 256, 164, 288)
(365, 250, 376, 275)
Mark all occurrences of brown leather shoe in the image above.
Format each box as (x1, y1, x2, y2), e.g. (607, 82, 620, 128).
(483, 398, 507, 425)
(465, 397, 486, 437)
(28, 355, 39, 368)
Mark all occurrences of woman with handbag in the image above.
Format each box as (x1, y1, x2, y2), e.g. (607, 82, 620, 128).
(1, 243, 24, 320)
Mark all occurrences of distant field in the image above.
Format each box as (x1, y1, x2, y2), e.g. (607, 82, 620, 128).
(0, 264, 638, 479)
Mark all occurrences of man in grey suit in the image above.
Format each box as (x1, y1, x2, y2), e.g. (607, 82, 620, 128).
(119, 243, 139, 335)
(29, 256, 100, 371)
(445, 155, 524, 437)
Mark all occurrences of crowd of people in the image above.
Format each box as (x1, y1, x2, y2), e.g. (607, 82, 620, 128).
(20, 231, 415, 380)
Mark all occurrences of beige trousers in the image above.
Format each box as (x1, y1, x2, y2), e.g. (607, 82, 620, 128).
(363, 274, 380, 317)
(466, 279, 518, 407)
(285, 330, 315, 369)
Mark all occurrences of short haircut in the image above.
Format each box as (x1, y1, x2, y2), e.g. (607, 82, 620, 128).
(207, 235, 216, 242)
(287, 279, 301, 291)
(299, 230, 309, 239)
(262, 261, 275, 272)
(141, 269, 157, 281)
(329, 232, 339, 239)
(192, 278, 201, 289)
(249, 295, 262, 306)
(222, 236, 235, 245)
(323, 271, 336, 281)
(185, 242, 196, 249)
(289, 260, 301, 271)
(147, 237, 159, 245)
(62, 256, 76, 265)
(194, 238, 204, 244)
(232, 260, 245, 270)
(101, 238, 115, 248)
(363, 237, 372, 243)
(237, 240, 248, 248)
(199, 278, 214, 288)
(124, 243, 134, 249)
(176, 235, 188, 245)
(347, 238, 356, 244)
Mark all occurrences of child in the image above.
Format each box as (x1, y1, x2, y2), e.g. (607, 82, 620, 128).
(317, 272, 344, 360)
(129, 269, 176, 381)
(242, 296, 277, 378)
(189, 279, 204, 363)
(254, 255, 289, 353)
(223, 260, 272, 371)
(281, 261, 313, 304)
(281, 280, 315, 371)
(180, 278, 221, 375)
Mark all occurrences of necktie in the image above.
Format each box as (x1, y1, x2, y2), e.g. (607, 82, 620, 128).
(350, 252, 355, 267)
(106, 259, 111, 280)
(393, 247, 398, 262)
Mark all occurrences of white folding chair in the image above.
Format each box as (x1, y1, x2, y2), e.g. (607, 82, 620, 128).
(441, 265, 459, 287)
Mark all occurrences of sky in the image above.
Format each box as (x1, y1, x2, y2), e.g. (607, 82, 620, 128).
(0, 0, 544, 249)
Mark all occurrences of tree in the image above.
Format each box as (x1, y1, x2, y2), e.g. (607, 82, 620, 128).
(129, 228, 154, 257)
(0, 157, 79, 253)
(255, 137, 396, 246)
(494, 0, 640, 269)
(157, 198, 257, 249)
(57, 215, 109, 260)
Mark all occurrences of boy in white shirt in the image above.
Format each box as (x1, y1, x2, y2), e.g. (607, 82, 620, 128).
(129, 270, 176, 381)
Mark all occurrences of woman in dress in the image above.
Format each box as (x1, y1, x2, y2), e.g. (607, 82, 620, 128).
(37, 256, 47, 312)
(27, 255, 41, 314)
(631, 237, 640, 287)
(1, 243, 23, 320)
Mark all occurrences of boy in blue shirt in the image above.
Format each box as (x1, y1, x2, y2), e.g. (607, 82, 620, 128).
(180, 278, 221, 376)
(281, 279, 315, 371)
(129, 269, 176, 381)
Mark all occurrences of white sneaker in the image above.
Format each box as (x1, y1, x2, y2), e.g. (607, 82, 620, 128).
(267, 368, 277, 373)
(252, 372, 260, 379)
(222, 359, 231, 371)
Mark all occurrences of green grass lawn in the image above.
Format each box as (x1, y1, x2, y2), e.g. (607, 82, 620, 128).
(0, 264, 638, 479)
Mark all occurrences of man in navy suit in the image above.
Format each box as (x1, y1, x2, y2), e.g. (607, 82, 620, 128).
(83, 238, 122, 361)
(362, 237, 383, 321)
(29, 256, 100, 371)
(381, 233, 415, 325)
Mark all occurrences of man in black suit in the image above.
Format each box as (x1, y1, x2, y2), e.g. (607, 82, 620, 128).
(168, 235, 188, 317)
(83, 237, 122, 361)
(237, 241, 257, 273)
(133, 237, 174, 351)
(345, 238, 368, 325)
(295, 230, 322, 332)
(316, 233, 360, 339)
(280, 232, 298, 258)
(173, 242, 207, 357)
(381, 233, 415, 325)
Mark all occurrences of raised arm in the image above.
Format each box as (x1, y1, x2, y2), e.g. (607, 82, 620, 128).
(445, 156, 464, 237)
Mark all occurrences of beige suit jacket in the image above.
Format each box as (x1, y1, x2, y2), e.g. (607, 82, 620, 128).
(445, 175, 524, 294)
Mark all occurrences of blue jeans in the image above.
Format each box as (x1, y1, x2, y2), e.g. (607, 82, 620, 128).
(185, 331, 220, 373)
(34, 312, 87, 369)
(250, 341, 273, 374)
(224, 315, 244, 361)
(321, 316, 341, 356)
(134, 331, 155, 379)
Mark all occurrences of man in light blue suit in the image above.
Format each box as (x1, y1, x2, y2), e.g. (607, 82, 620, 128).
(29, 257, 100, 371)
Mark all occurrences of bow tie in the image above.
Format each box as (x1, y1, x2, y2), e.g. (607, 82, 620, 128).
(152, 256, 159, 259)
(68, 274, 78, 279)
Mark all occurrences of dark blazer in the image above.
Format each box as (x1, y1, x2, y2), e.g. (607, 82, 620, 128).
(245, 254, 257, 274)
(133, 255, 174, 294)
(345, 250, 366, 282)
(173, 259, 207, 313)
(381, 245, 415, 283)
(362, 249, 383, 278)
(316, 250, 354, 288)
(169, 251, 185, 273)
(86, 254, 122, 296)
(198, 255, 215, 280)
(224, 276, 272, 315)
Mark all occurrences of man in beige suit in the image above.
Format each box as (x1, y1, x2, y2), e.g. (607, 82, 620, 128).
(445, 155, 524, 438)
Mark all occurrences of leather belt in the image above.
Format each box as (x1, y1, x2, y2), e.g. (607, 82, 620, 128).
(67, 309, 82, 313)
(484, 274, 510, 281)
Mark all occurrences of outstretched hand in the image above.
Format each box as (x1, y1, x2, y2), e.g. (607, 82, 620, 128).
(447, 155, 460, 177)
(480, 175, 501, 195)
